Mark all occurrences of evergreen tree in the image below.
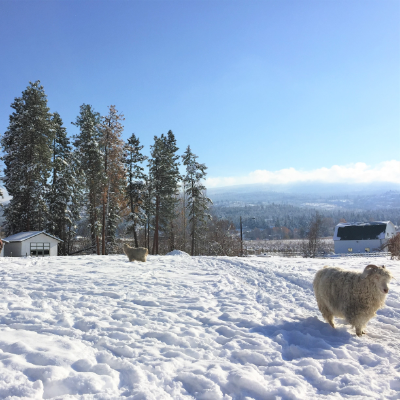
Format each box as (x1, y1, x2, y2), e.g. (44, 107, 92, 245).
(106, 198, 120, 253)
(124, 133, 148, 247)
(64, 154, 85, 255)
(72, 104, 104, 254)
(47, 112, 77, 254)
(148, 131, 180, 254)
(142, 177, 155, 250)
(1, 81, 54, 234)
(98, 105, 126, 254)
(182, 145, 212, 255)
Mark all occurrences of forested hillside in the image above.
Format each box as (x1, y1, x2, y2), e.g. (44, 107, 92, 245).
(212, 201, 400, 239)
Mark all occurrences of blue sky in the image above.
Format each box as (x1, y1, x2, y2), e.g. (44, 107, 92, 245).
(0, 0, 399, 187)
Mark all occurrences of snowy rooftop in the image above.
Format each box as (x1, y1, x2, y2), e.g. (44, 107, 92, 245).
(333, 221, 392, 241)
(2, 231, 63, 242)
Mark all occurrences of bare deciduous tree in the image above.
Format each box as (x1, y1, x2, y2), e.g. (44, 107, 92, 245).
(303, 212, 323, 257)
(387, 233, 400, 260)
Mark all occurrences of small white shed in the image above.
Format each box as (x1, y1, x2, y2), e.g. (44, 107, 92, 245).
(333, 221, 396, 254)
(2, 231, 62, 257)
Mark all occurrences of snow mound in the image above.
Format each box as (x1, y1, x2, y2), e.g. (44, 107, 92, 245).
(166, 250, 191, 257)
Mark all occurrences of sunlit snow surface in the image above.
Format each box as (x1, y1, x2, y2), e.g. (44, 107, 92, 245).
(0, 255, 399, 399)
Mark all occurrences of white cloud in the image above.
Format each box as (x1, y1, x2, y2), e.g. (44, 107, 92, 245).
(206, 160, 400, 188)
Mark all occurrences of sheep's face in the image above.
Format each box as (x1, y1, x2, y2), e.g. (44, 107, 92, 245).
(367, 266, 393, 296)
(375, 275, 390, 295)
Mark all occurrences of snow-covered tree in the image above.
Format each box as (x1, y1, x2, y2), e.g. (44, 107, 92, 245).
(148, 131, 181, 254)
(1, 81, 54, 234)
(124, 133, 148, 247)
(72, 104, 104, 254)
(142, 177, 155, 250)
(64, 155, 85, 255)
(98, 105, 126, 254)
(182, 146, 212, 255)
(47, 112, 78, 254)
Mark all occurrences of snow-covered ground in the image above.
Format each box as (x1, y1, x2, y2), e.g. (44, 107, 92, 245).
(0, 253, 399, 399)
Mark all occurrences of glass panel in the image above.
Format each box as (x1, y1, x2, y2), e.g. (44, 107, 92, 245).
(30, 243, 51, 257)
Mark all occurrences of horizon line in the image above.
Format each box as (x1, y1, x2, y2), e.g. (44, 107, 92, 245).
(205, 161, 400, 188)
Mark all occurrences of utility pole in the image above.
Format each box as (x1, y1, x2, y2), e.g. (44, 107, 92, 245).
(240, 216, 243, 257)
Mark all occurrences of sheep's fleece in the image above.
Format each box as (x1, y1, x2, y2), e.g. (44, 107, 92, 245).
(313, 264, 393, 336)
(123, 244, 148, 262)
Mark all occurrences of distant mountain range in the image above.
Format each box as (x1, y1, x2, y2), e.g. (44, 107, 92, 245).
(207, 182, 400, 211)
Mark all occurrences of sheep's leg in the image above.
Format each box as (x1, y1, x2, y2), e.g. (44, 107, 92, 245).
(325, 314, 335, 328)
(318, 302, 335, 328)
(355, 326, 364, 336)
(353, 316, 369, 336)
(355, 323, 367, 336)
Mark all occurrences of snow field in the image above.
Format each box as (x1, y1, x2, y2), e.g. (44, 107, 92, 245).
(0, 254, 399, 399)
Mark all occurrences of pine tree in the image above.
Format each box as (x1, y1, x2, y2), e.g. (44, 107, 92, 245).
(142, 177, 155, 250)
(123, 133, 148, 247)
(1, 81, 54, 235)
(64, 155, 85, 255)
(72, 104, 104, 254)
(47, 112, 77, 254)
(148, 131, 181, 254)
(98, 105, 126, 254)
(182, 145, 212, 255)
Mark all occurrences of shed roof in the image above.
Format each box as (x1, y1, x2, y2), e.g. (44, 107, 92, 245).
(2, 231, 63, 243)
(334, 221, 391, 241)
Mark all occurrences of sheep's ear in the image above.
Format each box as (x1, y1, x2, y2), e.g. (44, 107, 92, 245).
(362, 264, 378, 278)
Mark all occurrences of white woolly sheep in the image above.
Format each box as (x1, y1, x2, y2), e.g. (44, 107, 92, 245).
(123, 244, 148, 262)
(313, 264, 393, 336)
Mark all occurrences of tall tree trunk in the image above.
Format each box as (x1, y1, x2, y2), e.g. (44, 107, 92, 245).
(190, 181, 195, 256)
(133, 222, 138, 248)
(144, 221, 147, 248)
(102, 192, 106, 255)
(102, 131, 108, 255)
(183, 190, 186, 253)
(129, 190, 138, 247)
(53, 136, 56, 186)
(90, 191, 96, 250)
(153, 196, 160, 255)
(147, 218, 149, 249)
(191, 217, 195, 256)
(39, 205, 42, 231)
(147, 216, 151, 250)
(169, 221, 174, 252)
